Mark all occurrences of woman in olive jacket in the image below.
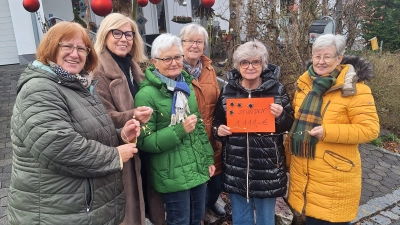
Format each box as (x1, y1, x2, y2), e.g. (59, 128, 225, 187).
(213, 40, 294, 225)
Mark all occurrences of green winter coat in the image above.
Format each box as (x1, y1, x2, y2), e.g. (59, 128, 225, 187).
(134, 66, 214, 193)
(8, 61, 125, 225)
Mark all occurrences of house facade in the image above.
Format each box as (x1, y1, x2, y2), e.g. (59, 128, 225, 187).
(0, 0, 229, 66)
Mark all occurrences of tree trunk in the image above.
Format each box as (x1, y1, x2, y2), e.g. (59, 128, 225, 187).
(112, 0, 133, 17)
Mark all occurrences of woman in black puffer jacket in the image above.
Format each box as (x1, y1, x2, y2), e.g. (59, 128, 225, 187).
(213, 40, 294, 225)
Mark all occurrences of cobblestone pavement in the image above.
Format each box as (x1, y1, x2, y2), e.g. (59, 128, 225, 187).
(0, 64, 400, 224)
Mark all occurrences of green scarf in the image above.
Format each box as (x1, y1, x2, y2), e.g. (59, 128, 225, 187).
(288, 65, 340, 159)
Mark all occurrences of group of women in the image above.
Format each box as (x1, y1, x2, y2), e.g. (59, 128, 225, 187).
(7, 11, 379, 225)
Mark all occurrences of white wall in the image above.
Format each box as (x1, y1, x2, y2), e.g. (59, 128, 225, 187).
(8, 0, 41, 56)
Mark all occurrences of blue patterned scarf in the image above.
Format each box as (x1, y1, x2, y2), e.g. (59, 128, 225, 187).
(153, 69, 191, 126)
(183, 59, 202, 80)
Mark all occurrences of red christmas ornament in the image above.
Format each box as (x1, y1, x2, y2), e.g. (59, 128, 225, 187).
(91, 0, 113, 17)
(22, 0, 40, 13)
(138, 0, 149, 7)
(201, 0, 215, 8)
(149, 0, 161, 4)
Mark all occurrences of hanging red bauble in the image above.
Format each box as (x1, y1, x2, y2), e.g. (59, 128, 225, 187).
(22, 0, 40, 13)
(149, 0, 161, 4)
(138, 0, 149, 7)
(201, 0, 215, 8)
(91, 0, 113, 17)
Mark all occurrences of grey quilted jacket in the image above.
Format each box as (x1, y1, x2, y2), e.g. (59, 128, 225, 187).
(7, 61, 125, 225)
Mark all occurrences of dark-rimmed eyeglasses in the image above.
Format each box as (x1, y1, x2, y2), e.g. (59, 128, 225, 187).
(312, 54, 337, 63)
(182, 40, 204, 46)
(111, 29, 135, 41)
(240, 60, 262, 69)
(155, 55, 184, 65)
(58, 42, 90, 56)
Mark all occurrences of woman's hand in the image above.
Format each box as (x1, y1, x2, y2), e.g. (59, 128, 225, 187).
(134, 106, 153, 124)
(308, 126, 324, 140)
(117, 144, 138, 163)
(270, 103, 283, 118)
(183, 114, 197, 134)
(208, 165, 216, 177)
(121, 119, 141, 143)
(217, 125, 232, 137)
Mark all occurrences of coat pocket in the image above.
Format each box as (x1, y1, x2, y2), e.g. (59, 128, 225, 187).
(323, 150, 355, 172)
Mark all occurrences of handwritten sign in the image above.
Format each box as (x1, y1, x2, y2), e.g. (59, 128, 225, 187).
(226, 98, 275, 133)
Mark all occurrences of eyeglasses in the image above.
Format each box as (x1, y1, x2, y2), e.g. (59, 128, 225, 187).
(155, 55, 184, 65)
(240, 60, 262, 69)
(312, 54, 337, 63)
(110, 29, 135, 41)
(182, 40, 204, 46)
(58, 42, 90, 56)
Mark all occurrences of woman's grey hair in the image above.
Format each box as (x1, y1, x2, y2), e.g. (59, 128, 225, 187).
(233, 40, 269, 70)
(312, 34, 346, 56)
(151, 33, 183, 59)
(179, 23, 209, 48)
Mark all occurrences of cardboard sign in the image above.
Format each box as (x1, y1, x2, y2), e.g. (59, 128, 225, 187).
(226, 98, 275, 133)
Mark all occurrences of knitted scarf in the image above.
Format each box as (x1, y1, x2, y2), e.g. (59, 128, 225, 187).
(48, 61, 89, 88)
(183, 59, 202, 80)
(153, 69, 191, 126)
(287, 65, 341, 159)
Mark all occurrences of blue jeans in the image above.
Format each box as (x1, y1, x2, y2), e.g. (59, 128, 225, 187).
(229, 193, 276, 225)
(306, 216, 351, 225)
(206, 174, 223, 207)
(161, 183, 206, 225)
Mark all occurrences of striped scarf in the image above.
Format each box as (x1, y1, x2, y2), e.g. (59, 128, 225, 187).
(153, 69, 191, 126)
(183, 59, 202, 80)
(287, 65, 341, 159)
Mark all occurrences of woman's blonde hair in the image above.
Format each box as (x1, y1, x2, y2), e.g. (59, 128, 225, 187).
(36, 21, 98, 72)
(94, 13, 147, 62)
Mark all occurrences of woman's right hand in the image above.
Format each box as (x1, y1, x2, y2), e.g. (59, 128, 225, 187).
(183, 114, 197, 134)
(218, 125, 232, 137)
(117, 144, 138, 163)
(134, 106, 153, 124)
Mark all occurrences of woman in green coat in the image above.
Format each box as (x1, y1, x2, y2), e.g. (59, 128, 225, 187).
(134, 33, 214, 225)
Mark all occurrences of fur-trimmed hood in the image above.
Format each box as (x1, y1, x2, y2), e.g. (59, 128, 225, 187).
(306, 55, 373, 82)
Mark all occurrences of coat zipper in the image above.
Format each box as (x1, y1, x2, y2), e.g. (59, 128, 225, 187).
(246, 132, 250, 203)
(85, 178, 93, 212)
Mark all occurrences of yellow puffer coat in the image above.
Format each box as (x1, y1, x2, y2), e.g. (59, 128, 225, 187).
(286, 57, 380, 222)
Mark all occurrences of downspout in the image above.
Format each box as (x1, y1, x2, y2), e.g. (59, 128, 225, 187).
(30, 13, 40, 48)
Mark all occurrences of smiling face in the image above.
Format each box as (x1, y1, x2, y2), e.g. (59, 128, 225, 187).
(312, 45, 343, 75)
(239, 57, 263, 82)
(105, 23, 133, 57)
(152, 45, 183, 79)
(182, 34, 205, 65)
(56, 36, 87, 74)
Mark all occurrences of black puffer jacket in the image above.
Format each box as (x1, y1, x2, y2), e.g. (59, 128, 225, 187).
(8, 61, 125, 225)
(213, 64, 294, 199)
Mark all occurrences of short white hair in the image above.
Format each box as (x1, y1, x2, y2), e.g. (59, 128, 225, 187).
(233, 40, 269, 71)
(179, 23, 209, 48)
(312, 34, 346, 56)
(151, 33, 183, 58)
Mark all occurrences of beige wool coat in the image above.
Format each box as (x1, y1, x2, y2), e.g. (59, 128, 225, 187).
(92, 50, 165, 225)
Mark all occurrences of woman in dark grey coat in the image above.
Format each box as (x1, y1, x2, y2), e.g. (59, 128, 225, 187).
(213, 40, 294, 225)
(7, 21, 140, 225)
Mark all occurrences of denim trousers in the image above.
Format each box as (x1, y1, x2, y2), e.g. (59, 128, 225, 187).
(161, 183, 206, 225)
(229, 193, 276, 225)
(306, 216, 351, 225)
(206, 173, 223, 207)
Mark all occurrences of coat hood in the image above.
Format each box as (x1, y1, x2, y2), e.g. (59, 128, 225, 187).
(17, 60, 93, 94)
(306, 55, 373, 82)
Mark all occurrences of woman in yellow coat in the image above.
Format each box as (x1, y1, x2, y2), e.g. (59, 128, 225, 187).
(286, 34, 380, 224)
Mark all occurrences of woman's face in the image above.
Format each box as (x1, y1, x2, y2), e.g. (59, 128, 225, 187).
(56, 36, 87, 74)
(152, 45, 183, 79)
(312, 45, 343, 75)
(182, 34, 205, 62)
(105, 23, 133, 57)
(238, 57, 263, 82)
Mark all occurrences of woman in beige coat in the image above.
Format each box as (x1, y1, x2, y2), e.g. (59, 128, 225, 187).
(92, 13, 165, 225)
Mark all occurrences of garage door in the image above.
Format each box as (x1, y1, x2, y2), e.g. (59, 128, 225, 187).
(0, 0, 19, 65)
